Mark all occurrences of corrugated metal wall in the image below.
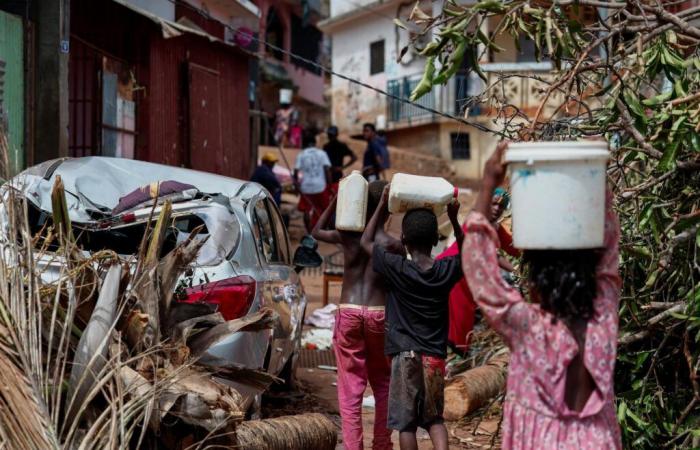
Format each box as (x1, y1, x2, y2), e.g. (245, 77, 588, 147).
(0, 10, 24, 174)
(145, 33, 252, 180)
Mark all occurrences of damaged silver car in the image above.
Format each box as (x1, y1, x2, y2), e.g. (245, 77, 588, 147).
(5, 156, 322, 411)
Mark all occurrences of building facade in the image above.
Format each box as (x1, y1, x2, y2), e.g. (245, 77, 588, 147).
(0, 0, 259, 180)
(318, 0, 595, 180)
(254, 0, 329, 145)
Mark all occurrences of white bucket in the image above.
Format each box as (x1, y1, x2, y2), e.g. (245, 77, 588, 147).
(279, 88, 293, 104)
(376, 114, 387, 131)
(336, 170, 368, 232)
(505, 141, 609, 249)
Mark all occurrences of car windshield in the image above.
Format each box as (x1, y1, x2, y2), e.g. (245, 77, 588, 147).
(27, 202, 239, 267)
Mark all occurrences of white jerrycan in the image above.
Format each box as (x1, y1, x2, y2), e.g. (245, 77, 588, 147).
(388, 173, 457, 215)
(335, 170, 369, 232)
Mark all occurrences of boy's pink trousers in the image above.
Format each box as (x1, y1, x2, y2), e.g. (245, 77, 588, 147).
(333, 305, 392, 450)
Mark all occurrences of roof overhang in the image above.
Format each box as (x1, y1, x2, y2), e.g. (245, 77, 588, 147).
(112, 0, 253, 55)
(318, 0, 399, 33)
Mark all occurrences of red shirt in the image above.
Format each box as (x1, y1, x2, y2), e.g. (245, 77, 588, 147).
(436, 222, 519, 354)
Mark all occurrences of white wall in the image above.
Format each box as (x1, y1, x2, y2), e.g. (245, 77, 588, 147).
(329, 10, 430, 132)
(330, 0, 377, 17)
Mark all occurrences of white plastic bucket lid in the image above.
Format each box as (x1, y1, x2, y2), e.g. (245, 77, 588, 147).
(505, 141, 609, 163)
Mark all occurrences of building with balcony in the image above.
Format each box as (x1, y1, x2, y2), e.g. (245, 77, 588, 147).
(319, 0, 594, 180)
(255, 0, 329, 145)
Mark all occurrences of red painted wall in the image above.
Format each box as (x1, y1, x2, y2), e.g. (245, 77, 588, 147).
(142, 32, 252, 179)
(70, 0, 252, 181)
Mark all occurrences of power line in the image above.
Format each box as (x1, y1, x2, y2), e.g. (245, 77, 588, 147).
(163, 0, 503, 136)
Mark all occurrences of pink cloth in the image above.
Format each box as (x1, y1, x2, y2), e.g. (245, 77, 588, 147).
(333, 307, 392, 450)
(462, 194, 622, 450)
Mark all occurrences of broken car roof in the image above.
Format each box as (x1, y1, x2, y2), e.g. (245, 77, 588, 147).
(11, 156, 263, 223)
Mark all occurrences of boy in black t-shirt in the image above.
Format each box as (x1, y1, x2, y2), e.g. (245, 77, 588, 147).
(361, 186, 464, 450)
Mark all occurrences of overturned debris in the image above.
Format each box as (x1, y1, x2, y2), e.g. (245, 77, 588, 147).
(235, 413, 338, 450)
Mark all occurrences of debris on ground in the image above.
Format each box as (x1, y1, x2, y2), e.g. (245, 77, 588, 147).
(304, 303, 338, 328)
(236, 413, 338, 450)
(301, 328, 334, 350)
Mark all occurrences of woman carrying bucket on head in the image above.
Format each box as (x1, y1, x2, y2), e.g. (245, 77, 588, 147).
(462, 141, 621, 449)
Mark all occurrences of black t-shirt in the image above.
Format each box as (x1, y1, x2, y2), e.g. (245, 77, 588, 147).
(324, 140, 354, 182)
(373, 246, 463, 358)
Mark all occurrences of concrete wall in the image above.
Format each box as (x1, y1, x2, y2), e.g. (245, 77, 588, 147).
(330, 0, 376, 18)
(437, 122, 499, 180)
(328, 2, 429, 134)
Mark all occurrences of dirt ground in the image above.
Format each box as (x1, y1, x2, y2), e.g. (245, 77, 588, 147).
(266, 203, 502, 449)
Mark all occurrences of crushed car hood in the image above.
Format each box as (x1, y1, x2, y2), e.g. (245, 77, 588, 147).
(11, 157, 262, 223)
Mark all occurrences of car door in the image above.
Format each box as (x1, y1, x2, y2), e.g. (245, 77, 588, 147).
(249, 196, 303, 375)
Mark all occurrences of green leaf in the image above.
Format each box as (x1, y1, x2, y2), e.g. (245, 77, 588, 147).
(618, 401, 628, 423)
(642, 91, 672, 107)
(658, 118, 685, 171)
(410, 56, 436, 101)
(623, 89, 647, 123)
(696, 227, 700, 247)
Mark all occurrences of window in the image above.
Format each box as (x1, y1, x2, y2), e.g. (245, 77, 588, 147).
(291, 14, 323, 75)
(516, 36, 538, 62)
(451, 133, 471, 160)
(268, 200, 290, 264)
(253, 199, 279, 263)
(370, 40, 385, 75)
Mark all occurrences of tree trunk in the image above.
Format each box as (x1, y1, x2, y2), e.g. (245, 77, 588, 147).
(444, 352, 510, 421)
(235, 413, 337, 450)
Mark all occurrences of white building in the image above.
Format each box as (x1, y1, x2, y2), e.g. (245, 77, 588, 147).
(319, 0, 570, 180)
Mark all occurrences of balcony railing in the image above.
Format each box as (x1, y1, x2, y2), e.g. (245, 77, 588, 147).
(387, 74, 479, 124)
(387, 76, 436, 123)
(481, 63, 563, 116)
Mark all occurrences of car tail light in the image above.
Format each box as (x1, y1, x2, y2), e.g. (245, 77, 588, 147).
(180, 276, 256, 321)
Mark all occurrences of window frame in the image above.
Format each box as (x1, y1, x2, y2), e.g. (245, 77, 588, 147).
(252, 198, 282, 264)
(369, 39, 385, 75)
(266, 198, 290, 264)
(450, 132, 471, 160)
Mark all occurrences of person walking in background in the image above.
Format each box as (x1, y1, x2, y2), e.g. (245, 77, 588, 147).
(274, 96, 300, 147)
(294, 130, 332, 233)
(462, 142, 622, 449)
(362, 123, 390, 181)
(251, 152, 282, 206)
(361, 187, 464, 450)
(324, 126, 357, 190)
(311, 181, 403, 450)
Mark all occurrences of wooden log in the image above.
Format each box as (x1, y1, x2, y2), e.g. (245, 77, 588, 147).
(235, 413, 337, 450)
(443, 353, 510, 421)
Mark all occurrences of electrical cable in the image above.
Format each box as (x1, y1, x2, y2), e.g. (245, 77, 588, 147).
(163, 0, 504, 136)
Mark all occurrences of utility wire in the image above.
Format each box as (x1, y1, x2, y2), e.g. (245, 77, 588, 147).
(164, 0, 504, 137)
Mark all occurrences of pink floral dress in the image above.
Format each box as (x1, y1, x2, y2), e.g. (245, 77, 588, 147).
(462, 199, 622, 450)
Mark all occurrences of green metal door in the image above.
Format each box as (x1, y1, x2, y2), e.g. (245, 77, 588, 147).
(0, 10, 24, 175)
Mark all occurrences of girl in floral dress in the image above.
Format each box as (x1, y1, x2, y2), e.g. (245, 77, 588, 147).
(462, 142, 622, 450)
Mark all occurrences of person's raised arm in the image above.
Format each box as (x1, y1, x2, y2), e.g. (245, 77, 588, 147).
(312, 196, 341, 244)
(343, 146, 358, 169)
(448, 200, 464, 252)
(462, 142, 529, 348)
(474, 141, 508, 218)
(361, 185, 390, 255)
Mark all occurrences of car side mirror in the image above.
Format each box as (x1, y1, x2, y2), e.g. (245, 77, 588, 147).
(293, 235, 323, 273)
